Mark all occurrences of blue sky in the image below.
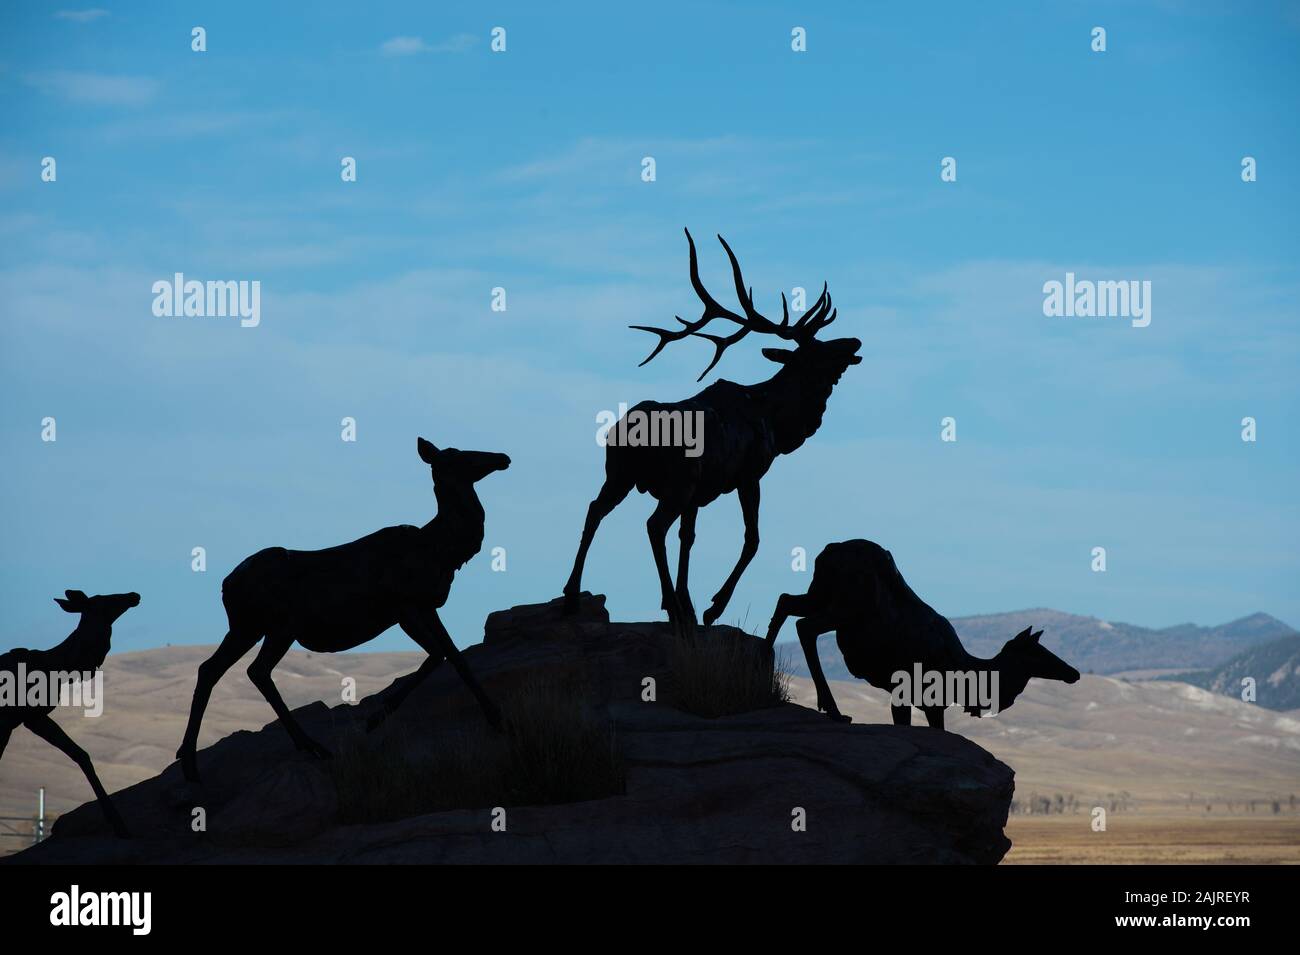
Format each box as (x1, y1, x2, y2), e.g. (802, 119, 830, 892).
(1, 1, 1297, 654)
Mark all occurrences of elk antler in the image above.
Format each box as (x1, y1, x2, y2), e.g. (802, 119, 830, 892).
(630, 229, 834, 381)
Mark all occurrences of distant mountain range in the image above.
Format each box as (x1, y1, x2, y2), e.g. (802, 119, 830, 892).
(780, 609, 1297, 682)
(1164, 633, 1300, 711)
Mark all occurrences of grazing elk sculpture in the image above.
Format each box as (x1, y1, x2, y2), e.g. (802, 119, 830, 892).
(0, 590, 140, 837)
(767, 540, 1080, 729)
(177, 437, 508, 783)
(563, 229, 861, 633)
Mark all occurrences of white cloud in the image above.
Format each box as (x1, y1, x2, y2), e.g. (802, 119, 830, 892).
(23, 70, 157, 106)
(380, 36, 431, 56)
(55, 8, 109, 23)
(380, 33, 476, 56)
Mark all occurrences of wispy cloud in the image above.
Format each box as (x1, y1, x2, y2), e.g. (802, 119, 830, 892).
(432, 33, 477, 53)
(380, 33, 476, 56)
(380, 36, 431, 56)
(23, 70, 157, 106)
(55, 8, 109, 23)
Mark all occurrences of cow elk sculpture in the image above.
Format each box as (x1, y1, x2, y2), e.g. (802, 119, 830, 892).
(563, 229, 862, 634)
(177, 438, 508, 783)
(0, 590, 139, 837)
(766, 539, 1081, 729)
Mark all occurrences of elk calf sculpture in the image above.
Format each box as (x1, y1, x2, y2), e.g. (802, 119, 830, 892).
(177, 438, 508, 783)
(0, 590, 139, 837)
(563, 229, 861, 633)
(767, 540, 1080, 729)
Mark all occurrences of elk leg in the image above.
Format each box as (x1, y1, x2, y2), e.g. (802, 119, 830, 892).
(701, 481, 760, 627)
(0, 724, 11, 761)
(674, 506, 698, 636)
(25, 712, 130, 838)
(647, 497, 686, 631)
(797, 617, 850, 723)
(247, 635, 331, 760)
(922, 706, 946, 730)
(563, 474, 633, 614)
(891, 704, 913, 726)
(765, 592, 816, 645)
(366, 620, 449, 731)
(421, 610, 502, 729)
(178, 628, 262, 782)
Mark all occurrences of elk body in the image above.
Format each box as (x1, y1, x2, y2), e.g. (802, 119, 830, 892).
(177, 438, 508, 783)
(0, 590, 140, 837)
(767, 540, 1080, 729)
(563, 229, 861, 633)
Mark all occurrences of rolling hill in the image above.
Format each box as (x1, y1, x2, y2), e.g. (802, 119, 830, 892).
(3, 633, 1299, 849)
(783, 670, 1300, 813)
(1164, 633, 1300, 711)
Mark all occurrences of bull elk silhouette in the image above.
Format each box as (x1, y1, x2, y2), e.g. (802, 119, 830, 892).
(563, 229, 861, 634)
(177, 438, 508, 783)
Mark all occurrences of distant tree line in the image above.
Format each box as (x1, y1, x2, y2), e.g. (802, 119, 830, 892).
(1008, 791, 1300, 816)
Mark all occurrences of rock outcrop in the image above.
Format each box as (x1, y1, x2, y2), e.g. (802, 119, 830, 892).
(6, 595, 1014, 864)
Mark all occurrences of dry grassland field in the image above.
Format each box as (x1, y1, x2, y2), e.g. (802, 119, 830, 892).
(4, 648, 1297, 863)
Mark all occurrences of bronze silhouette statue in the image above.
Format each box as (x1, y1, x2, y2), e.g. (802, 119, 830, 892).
(177, 438, 508, 783)
(0, 590, 139, 837)
(766, 540, 1080, 728)
(563, 229, 861, 634)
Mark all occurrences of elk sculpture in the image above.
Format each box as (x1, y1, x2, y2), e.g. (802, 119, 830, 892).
(563, 229, 861, 634)
(0, 590, 140, 837)
(767, 540, 1080, 729)
(177, 438, 508, 783)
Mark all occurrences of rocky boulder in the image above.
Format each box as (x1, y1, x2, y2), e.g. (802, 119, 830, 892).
(6, 594, 1013, 864)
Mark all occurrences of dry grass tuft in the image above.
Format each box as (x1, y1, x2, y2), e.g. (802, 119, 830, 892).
(670, 630, 791, 718)
(331, 676, 625, 824)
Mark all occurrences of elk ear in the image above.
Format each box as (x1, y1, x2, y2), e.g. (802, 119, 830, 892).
(54, 593, 85, 612)
(1030, 629, 1043, 642)
(1011, 626, 1039, 645)
(761, 347, 794, 364)
(417, 437, 439, 464)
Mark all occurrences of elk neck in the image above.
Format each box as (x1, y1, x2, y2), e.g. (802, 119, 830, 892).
(966, 647, 1032, 714)
(421, 477, 487, 569)
(753, 361, 846, 455)
(45, 619, 113, 674)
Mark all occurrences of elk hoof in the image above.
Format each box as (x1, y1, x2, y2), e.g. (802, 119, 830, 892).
(701, 606, 722, 627)
(178, 754, 201, 784)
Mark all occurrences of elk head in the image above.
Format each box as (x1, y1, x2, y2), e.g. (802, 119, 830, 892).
(632, 229, 862, 383)
(1001, 627, 1081, 685)
(54, 590, 141, 625)
(974, 626, 1079, 714)
(417, 437, 511, 486)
